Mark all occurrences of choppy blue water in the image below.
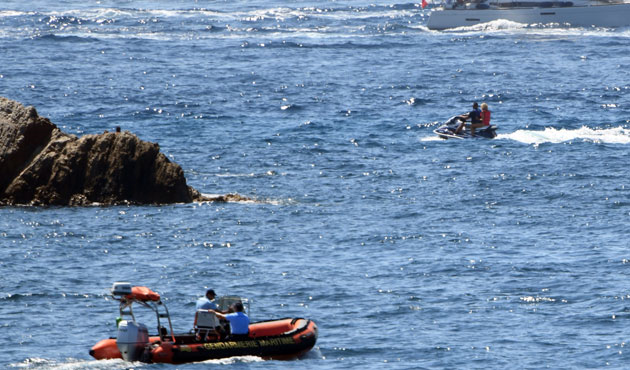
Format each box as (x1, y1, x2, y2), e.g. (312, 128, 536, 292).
(1, 1, 630, 368)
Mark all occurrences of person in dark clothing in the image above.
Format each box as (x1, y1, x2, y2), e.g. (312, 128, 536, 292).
(455, 102, 481, 134)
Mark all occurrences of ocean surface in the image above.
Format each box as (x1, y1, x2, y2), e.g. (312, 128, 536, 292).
(1, 0, 630, 368)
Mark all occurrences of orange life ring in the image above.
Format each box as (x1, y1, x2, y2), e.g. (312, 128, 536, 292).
(126, 286, 160, 301)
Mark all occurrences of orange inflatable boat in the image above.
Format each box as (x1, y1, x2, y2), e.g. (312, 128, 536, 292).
(90, 283, 318, 364)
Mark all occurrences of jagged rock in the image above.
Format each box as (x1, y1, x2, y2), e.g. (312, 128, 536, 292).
(0, 97, 246, 206)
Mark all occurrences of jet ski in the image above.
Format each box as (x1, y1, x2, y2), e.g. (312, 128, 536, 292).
(433, 116, 497, 139)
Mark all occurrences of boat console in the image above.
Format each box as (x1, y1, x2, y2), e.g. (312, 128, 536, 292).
(218, 295, 251, 315)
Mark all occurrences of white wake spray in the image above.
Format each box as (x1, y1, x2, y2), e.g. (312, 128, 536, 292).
(497, 126, 630, 145)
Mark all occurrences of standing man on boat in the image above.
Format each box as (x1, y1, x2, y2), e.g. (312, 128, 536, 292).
(209, 302, 250, 339)
(455, 102, 482, 135)
(196, 289, 218, 310)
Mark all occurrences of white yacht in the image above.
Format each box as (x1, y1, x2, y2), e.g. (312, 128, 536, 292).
(426, 0, 630, 30)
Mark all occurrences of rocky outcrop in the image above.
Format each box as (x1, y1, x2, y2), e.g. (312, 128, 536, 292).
(0, 97, 238, 206)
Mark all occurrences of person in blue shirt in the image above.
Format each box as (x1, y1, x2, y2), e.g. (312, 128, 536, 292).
(196, 289, 218, 310)
(455, 102, 482, 135)
(209, 302, 250, 339)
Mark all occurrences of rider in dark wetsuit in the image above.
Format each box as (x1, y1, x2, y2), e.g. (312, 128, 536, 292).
(455, 102, 481, 135)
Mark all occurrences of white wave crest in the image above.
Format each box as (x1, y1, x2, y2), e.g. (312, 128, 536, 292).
(420, 136, 446, 142)
(199, 355, 265, 364)
(443, 18, 630, 36)
(498, 126, 630, 144)
(452, 19, 528, 32)
(8, 358, 136, 369)
(0, 10, 30, 17)
(9, 355, 264, 368)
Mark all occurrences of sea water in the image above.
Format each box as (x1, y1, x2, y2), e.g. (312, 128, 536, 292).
(1, 1, 630, 368)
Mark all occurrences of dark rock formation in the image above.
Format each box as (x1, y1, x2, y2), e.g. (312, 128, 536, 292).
(0, 97, 237, 206)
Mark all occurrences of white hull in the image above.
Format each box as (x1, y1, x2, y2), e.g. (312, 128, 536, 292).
(427, 3, 630, 29)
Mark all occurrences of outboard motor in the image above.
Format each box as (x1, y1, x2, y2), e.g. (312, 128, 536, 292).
(117, 320, 149, 362)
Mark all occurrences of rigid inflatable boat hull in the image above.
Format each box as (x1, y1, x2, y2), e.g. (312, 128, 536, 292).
(90, 318, 318, 364)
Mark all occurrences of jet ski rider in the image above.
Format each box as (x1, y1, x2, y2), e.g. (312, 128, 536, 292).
(454, 102, 482, 135)
(476, 102, 491, 136)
